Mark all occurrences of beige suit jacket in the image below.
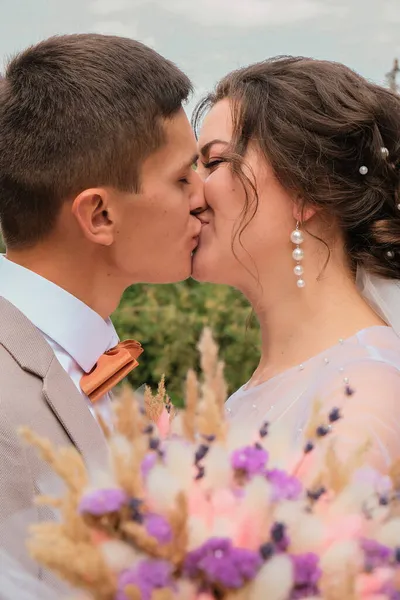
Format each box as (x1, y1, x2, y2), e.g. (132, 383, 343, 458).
(0, 297, 109, 587)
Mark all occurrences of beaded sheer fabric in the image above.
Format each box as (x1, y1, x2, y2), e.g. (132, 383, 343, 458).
(226, 325, 400, 472)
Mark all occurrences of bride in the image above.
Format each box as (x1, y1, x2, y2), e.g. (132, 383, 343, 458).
(192, 55, 400, 471)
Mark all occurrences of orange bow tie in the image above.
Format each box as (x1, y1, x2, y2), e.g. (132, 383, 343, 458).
(80, 340, 143, 403)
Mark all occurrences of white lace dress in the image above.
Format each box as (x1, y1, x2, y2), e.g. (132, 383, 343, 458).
(226, 326, 400, 471)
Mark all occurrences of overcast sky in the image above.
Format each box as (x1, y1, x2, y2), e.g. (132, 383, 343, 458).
(0, 0, 399, 114)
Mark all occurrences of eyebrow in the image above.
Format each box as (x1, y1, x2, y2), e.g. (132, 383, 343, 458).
(180, 153, 199, 171)
(200, 139, 229, 157)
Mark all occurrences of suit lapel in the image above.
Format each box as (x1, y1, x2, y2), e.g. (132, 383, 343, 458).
(43, 356, 109, 469)
(0, 297, 109, 468)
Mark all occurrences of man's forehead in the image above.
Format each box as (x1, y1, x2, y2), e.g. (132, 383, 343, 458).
(162, 112, 197, 151)
(162, 138, 198, 168)
(142, 133, 197, 173)
(162, 108, 194, 141)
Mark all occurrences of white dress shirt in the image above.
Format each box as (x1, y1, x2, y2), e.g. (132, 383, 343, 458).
(0, 255, 119, 424)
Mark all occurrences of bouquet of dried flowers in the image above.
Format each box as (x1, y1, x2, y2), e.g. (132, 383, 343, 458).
(16, 329, 400, 599)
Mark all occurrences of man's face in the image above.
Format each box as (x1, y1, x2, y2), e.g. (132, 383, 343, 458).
(111, 109, 204, 284)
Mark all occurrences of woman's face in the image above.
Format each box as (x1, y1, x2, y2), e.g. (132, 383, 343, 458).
(193, 99, 297, 292)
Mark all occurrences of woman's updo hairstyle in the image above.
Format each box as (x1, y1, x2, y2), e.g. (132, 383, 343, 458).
(193, 56, 400, 278)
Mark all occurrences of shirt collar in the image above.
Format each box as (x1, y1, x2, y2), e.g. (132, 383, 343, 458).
(0, 256, 119, 373)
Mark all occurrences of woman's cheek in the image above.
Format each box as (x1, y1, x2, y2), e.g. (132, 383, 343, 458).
(205, 171, 245, 219)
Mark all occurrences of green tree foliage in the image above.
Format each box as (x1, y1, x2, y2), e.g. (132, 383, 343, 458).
(112, 280, 260, 405)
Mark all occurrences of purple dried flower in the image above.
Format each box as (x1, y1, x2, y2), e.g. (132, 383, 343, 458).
(303, 441, 314, 454)
(328, 407, 341, 423)
(144, 513, 173, 544)
(117, 559, 174, 600)
(184, 537, 262, 588)
(196, 465, 205, 480)
(149, 437, 160, 451)
(290, 553, 321, 599)
(292, 553, 320, 585)
(307, 487, 326, 502)
(128, 498, 144, 523)
(259, 542, 275, 560)
(271, 522, 290, 552)
(361, 538, 393, 570)
(231, 446, 268, 478)
(141, 453, 158, 478)
(267, 469, 303, 501)
(316, 425, 330, 437)
(381, 582, 400, 600)
(259, 421, 269, 438)
(78, 488, 127, 515)
(195, 444, 210, 463)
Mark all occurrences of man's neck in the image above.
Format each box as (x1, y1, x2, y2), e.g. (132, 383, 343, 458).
(6, 244, 125, 319)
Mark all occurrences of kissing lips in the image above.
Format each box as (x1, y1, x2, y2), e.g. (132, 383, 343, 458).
(191, 236, 200, 251)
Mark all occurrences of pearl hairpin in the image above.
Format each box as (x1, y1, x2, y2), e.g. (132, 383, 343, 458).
(359, 147, 389, 177)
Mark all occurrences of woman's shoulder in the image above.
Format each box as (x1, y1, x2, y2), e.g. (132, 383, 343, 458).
(317, 325, 400, 381)
(309, 327, 400, 471)
(311, 326, 400, 425)
(323, 325, 400, 380)
(353, 325, 400, 359)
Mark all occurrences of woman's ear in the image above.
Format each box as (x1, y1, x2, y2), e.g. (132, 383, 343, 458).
(292, 200, 316, 224)
(71, 188, 115, 246)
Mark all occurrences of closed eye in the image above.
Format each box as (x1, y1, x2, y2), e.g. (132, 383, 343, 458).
(203, 159, 224, 170)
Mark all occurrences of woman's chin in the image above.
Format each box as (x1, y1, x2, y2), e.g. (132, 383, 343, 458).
(190, 258, 209, 282)
(191, 249, 219, 283)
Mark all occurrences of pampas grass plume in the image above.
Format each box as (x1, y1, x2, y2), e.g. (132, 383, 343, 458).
(146, 465, 183, 512)
(248, 554, 293, 600)
(274, 500, 324, 553)
(376, 517, 400, 547)
(202, 445, 232, 491)
(164, 440, 194, 488)
(99, 540, 140, 573)
(187, 516, 209, 550)
(242, 476, 272, 513)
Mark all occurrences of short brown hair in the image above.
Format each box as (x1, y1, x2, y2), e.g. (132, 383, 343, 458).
(193, 56, 400, 278)
(0, 34, 192, 248)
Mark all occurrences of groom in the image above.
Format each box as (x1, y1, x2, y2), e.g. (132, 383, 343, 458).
(0, 33, 204, 576)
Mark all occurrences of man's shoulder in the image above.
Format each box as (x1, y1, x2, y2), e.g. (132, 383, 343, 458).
(0, 340, 41, 378)
(0, 342, 72, 467)
(0, 297, 55, 376)
(0, 342, 47, 425)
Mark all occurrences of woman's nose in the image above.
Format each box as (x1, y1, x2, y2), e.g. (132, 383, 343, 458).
(189, 171, 208, 216)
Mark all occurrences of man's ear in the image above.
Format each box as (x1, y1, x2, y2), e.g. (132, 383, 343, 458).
(72, 188, 115, 246)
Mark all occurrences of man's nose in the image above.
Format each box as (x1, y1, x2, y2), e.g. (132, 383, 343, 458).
(189, 171, 207, 215)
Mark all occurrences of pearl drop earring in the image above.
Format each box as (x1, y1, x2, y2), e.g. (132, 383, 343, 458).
(291, 221, 305, 288)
